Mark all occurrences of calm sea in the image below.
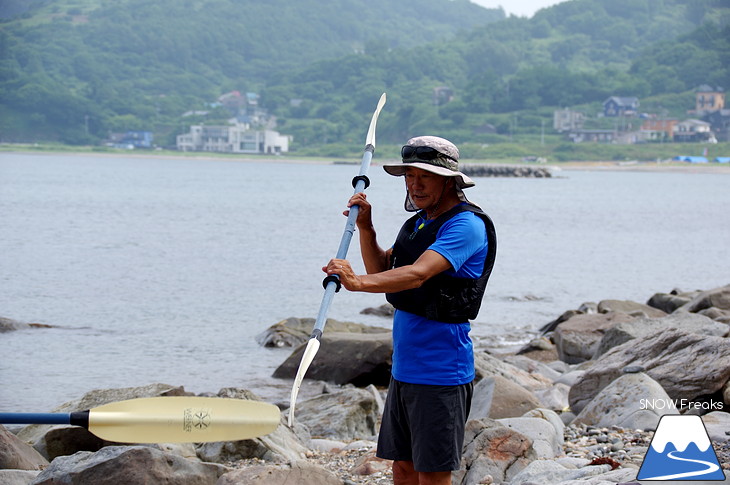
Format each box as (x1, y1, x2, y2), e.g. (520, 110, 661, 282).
(2, 153, 729, 413)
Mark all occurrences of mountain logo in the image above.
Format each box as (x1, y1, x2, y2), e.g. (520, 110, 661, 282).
(637, 415, 726, 481)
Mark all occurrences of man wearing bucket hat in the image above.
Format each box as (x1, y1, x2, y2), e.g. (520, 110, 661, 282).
(324, 135, 497, 484)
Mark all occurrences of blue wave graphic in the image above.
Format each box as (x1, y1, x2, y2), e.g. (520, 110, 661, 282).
(638, 442, 725, 481)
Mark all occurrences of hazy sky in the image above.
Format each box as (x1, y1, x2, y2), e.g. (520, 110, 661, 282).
(471, 0, 568, 17)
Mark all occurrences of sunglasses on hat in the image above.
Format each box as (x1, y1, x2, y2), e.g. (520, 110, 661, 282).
(401, 145, 453, 161)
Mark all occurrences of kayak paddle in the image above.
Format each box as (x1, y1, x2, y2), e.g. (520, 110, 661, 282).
(0, 396, 280, 443)
(288, 92, 386, 427)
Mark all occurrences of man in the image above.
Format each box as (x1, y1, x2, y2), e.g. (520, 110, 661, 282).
(324, 135, 496, 485)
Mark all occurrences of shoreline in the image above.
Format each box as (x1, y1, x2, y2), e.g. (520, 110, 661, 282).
(3, 148, 730, 174)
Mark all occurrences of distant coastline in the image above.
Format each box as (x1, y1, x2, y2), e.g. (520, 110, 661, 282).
(3, 145, 730, 174)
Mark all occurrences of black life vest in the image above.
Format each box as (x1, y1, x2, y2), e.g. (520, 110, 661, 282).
(385, 203, 497, 323)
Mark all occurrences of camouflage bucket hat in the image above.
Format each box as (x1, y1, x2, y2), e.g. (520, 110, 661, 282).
(382, 136, 475, 189)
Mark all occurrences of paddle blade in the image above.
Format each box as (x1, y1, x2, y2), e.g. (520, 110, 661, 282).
(365, 93, 386, 147)
(88, 396, 280, 443)
(287, 338, 321, 427)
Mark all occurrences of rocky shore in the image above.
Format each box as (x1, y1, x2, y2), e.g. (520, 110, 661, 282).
(2, 284, 729, 484)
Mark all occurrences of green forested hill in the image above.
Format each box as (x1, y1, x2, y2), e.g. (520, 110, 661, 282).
(0, 0, 728, 148)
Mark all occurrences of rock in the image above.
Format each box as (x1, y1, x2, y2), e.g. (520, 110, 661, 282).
(679, 284, 730, 313)
(454, 418, 536, 485)
(698, 306, 730, 323)
(508, 460, 612, 485)
(539, 309, 584, 334)
(569, 329, 730, 413)
(273, 332, 392, 387)
(309, 438, 347, 453)
(596, 299, 667, 318)
(469, 376, 542, 420)
(216, 460, 341, 485)
(460, 164, 553, 178)
(523, 408, 566, 440)
(351, 452, 391, 476)
(0, 470, 40, 485)
(192, 387, 310, 463)
(292, 388, 379, 440)
(554, 312, 636, 364)
(474, 352, 552, 392)
(646, 292, 693, 313)
(572, 373, 679, 430)
(256, 317, 388, 348)
(0, 317, 32, 332)
(504, 355, 563, 382)
(0, 425, 49, 470)
(702, 411, 730, 443)
(497, 416, 563, 459)
(196, 415, 308, 464)
(534, 383, 571, 411)
(594, 312, 729, 357)
(32, 445, 227, 485)
(17, 383, 192, 460)
(359, 303, 394, 317)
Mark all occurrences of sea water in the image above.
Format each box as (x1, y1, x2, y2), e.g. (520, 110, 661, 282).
(1, 153, 729, 413)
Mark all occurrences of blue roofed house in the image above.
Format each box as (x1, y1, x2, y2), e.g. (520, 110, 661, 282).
(603, 96, 639, 117)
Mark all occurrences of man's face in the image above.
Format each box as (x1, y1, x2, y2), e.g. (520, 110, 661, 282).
(405, 166, 447, 211)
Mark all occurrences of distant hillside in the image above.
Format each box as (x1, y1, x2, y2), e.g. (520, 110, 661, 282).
(0, 0, 728, 147)
(0, 0, 502, 142)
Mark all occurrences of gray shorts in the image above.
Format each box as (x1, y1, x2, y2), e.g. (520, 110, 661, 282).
(376, 377, 473, 472)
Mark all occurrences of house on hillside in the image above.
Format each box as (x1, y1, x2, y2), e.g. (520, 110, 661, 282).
(640, 118, 677, 142)
(705, 110, 730, 141)
(176, 123, 290, 154)
(108, 131, 153, 149)
(567, 129, 616, 143)
(692, 85, 725, 114)
(603, 96, 639, 117)
(673, 119, 714, 143)
(553, 108, 585, 132)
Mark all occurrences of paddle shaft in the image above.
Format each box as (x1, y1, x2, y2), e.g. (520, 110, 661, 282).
(311, 144, 373, 338)
(0, 412, 89, 427)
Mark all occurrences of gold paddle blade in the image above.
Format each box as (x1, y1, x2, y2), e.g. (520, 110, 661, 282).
(88, 396, 280, 443)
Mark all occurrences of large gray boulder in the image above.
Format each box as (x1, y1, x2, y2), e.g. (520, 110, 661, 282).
(17, 383, 192, 460)
(31, 446, 227, 485)
(594, 312, 729, 357)
(0, 425, 48, 470)
(216, 460, 342, 485)
(596, 299, 667, 318)
(0, 470, 40, 485)
(474, 352, 552, 391)
(646, 290, 696, 313)
(497, 415, 563, 459)
(196, 387, 308, 464)
(508, 460, 614, 485)
(273, 332, 392, 387)
(679, 284, 730, 313)
(569, 329, 730, 413)
(454, 418, 536, 485)
(291, 388, 379, 440)
(469, 376, 542, 420)
(553, 312, 636, 364)
(256, 317, 388, 348)
(572, 372, 679, 430)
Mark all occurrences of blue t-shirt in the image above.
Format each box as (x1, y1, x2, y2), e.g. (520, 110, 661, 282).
(391, 210, 488, 386)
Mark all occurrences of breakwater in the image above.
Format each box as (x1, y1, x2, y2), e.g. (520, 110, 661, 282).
(461, 164, 553, 178)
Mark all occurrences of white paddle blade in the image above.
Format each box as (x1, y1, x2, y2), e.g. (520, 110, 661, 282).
(88, 396, 280, 443)
(287, 338, 321, 427)
(365, 93, 386, 147)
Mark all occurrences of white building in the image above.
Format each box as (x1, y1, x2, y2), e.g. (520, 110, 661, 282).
(177, 123, 291, 154)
